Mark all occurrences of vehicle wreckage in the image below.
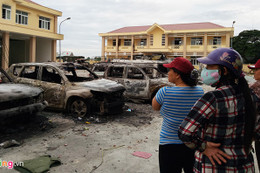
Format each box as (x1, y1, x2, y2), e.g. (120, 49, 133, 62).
(103, 63, 174, 101)
(7, 62, 126, 117)
(0, 67, 47, 122)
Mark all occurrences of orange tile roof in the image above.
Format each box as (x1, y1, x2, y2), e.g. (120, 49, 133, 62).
(108, 22, 225, 33)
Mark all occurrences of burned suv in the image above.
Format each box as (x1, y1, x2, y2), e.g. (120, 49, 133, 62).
(7, 62, 125, 117)
(0, 67, 47, 122)
(104, 63, 173, 101)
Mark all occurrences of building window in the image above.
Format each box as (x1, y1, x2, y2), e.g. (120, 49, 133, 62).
(213, 37, 221, 45)
(2, 4, 11, 20)
(16, 10, 28, 25)
(173, 38, 182, 45)
(113, 40, 116, 46)
(39, 16, 50, 30)
(191, 37, 203, 45)
(162, 34, 165, 46)
(124, 39, 131, 46)
(140, 39, 147, 46)
(190, 57, 200, 65)
(150, 34, 153, 46)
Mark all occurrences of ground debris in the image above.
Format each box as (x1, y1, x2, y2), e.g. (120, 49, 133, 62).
(0, 139, 20, 148)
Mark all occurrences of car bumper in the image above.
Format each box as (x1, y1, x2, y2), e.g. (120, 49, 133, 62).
(0, 101, 48, 117)
(97, 99, 124, 115)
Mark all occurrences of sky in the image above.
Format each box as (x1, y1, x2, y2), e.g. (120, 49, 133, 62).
(32, 0, 260, 58)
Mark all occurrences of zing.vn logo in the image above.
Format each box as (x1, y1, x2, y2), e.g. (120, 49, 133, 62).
(0, 159, 24, 169)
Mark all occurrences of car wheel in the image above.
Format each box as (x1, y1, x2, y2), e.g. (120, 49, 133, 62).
(67, 98, 89, 118)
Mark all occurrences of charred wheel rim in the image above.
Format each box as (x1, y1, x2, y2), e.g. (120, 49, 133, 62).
(69, 99, 88, 118)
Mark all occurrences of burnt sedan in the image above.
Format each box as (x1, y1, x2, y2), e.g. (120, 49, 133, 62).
(104, 63, 174, 102)
(7, 62, 125, 117)
(0, 67, 47, 123)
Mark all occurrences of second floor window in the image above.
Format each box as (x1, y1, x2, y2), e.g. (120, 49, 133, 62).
(39, 16, 50, 30)
(16, 10, 28, 25)
(140, 39, 147, 46)
(162, 34, 165, 46)
(124, 39, 131, 46)
(173, 38, 182, 45)
(213, 37, 221, 45)
(150, 34, 153, 46)
(191, 37, 203, 45)
(2, 4, 11, 20)
(113, 40, 116, 46)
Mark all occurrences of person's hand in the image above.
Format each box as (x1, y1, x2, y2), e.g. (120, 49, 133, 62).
(203, 142, 231, 166)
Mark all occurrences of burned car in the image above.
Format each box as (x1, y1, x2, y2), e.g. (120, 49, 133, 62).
(0, 67, 47, 122)
(92, 62, 113, 77)
(103, 63, 174, 101)
(7, 62, 125, 117)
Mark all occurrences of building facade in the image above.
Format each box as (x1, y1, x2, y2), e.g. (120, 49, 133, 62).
(0, 0, 63, 69)
(99, 22, 234, 64)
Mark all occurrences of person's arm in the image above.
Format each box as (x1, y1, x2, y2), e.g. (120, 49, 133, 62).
(178, 92, 215, 149)
(152, 87, 166, 111)
(178, 92, 231, 164)
(152, 97, 161, 111)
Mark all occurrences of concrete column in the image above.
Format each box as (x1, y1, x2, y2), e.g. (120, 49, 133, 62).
(165, 34, 168, 48)
(101, 37, 105, 61)
(226, 32, 231, 47)
(116, 36, 119, 59)
(51, 40, 57, 62)
(204, 33, 208, 57)
(29, 36, 36, 62)
(131, 35, 134, 60)
(183, 34, 187, 59)
(2, 32, 9, 70)
(54, 16, 57, 33)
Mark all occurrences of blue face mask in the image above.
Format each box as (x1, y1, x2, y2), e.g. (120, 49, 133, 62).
(201, 68, 220, 85)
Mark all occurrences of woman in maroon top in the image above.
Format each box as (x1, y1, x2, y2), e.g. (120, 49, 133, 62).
(248, 59, 260, 169)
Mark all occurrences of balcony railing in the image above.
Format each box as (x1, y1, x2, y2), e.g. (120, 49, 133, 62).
(170, 45, 183, 50)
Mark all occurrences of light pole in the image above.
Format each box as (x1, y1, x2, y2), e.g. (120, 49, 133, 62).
(231, 21, 236, 48)
(59, 17, 71, 62)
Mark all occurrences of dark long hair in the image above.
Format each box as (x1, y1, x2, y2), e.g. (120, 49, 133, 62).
(217, 65, 256, 154)
(172, 68, 198, 87)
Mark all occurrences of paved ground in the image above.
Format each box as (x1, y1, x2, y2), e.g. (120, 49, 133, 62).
(0, 89, 259, 173)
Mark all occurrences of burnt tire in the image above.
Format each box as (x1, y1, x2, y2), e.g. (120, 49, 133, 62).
(67, 98, 89, 118)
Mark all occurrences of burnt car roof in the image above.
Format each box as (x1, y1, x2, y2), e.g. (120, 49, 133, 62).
(0, 67, 44, 102)
(10, 62, 99, 78)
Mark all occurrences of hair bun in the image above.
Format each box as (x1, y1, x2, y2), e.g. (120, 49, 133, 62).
(190, 69, 199, 79)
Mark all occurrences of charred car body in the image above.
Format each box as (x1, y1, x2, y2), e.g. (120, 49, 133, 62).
(103, 63, 174, 101)
(7, 62, 125, 117)
(0, 67, 47, 122)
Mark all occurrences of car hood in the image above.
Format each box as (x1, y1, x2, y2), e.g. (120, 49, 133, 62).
(76, 79, 125, 93)
(150, 77, 174, 86)
(0, 84, 43, 102)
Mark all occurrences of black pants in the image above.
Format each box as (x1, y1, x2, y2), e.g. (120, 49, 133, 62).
(159, 144, 194, 173)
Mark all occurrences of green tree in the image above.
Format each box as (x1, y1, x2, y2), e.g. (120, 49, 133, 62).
(232, 30, 260, 63)
(94, 56, 101, 61)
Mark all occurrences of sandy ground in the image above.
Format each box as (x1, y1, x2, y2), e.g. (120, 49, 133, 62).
(0, 84, 259, 173)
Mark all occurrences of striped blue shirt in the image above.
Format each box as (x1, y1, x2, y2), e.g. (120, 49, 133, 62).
(156, 86, 204, 145)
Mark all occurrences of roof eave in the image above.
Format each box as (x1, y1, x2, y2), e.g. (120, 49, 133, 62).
(99, 27, 234, 37)
(14, 0, 62, 16)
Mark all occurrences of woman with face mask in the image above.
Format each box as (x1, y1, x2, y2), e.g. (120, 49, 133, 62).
(178, 48, 260, 172)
